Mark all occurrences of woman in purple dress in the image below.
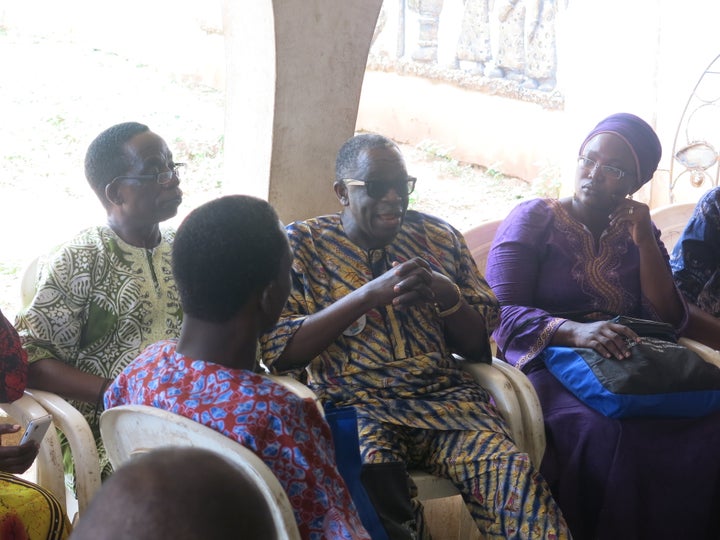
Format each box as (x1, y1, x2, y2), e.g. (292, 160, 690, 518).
(486, 112, 720, 540)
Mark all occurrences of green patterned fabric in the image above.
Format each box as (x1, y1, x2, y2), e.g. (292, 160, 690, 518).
(16, 225, 183, 476)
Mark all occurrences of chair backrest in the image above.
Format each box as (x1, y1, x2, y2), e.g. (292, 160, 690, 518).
(100, 405, 301, 540)
(270, 375, 325, 416)
(24, 389, 101, 515)
(0, 390, 101, 523)
(650, 202, 696, 254)
(0, 394, 66, 506)
(463, 219, 504, 274)
(20, 255, 41, 309)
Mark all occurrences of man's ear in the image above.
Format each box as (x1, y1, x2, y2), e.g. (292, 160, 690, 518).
(105, 181, 123, 206)
(334, 181, 349, 206)
(259, 281, 277, 319)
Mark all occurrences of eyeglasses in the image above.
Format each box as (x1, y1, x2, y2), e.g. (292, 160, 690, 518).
(577, 156, 631, 182)
(342, 176, 417, 199)
(112, 163, 185, 186)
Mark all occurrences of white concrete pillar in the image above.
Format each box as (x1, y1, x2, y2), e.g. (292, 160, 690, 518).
(223, 0, 383, 224)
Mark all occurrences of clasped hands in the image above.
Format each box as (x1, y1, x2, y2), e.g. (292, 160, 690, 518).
(368, 256, 457, 311)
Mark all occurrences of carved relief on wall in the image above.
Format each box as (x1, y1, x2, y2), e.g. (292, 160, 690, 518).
(368, 0, 564, 106)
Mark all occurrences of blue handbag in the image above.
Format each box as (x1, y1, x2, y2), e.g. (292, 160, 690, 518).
(543, 334, 720, 419)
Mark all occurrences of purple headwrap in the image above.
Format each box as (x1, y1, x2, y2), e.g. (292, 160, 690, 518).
(579, 112, 662, 193)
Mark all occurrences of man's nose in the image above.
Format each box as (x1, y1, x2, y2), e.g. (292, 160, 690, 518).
(382, 186, 403, 201)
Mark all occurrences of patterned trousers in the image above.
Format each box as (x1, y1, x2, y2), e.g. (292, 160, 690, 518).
(357, 417, 570, 540)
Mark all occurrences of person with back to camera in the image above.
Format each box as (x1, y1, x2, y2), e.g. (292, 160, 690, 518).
(104, 195, 370, 540)
(486, 112, 720, 539)
(70, 447, 279, 540)
(260, 133, 570, 539)
(15, 122, 184, 478)
(670, 186, 720, 350)
(0, 307, 72, 539)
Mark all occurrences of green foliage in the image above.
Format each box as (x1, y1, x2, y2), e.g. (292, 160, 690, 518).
(416, 139, 475, 179)
(531, 161, 563, 198)
(0, 262, 20, 277)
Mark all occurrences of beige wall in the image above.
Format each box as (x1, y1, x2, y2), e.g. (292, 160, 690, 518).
(357, 0, 720, 209)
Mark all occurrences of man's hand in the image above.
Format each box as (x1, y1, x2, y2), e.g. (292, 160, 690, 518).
(0, 423, 39, 474)
(385, 258, 435, 310)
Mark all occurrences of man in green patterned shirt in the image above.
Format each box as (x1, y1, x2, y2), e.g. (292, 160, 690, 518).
(16, 122, 184, 477)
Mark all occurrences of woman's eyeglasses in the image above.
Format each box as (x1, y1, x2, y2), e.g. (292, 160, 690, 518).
(577, 156, 631, 182)
(343, 176, 417, 199)
(112, 163, 185, 186)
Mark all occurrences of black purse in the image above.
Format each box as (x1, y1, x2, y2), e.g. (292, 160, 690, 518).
(608, 315, 677, 342)
(542, 314, 720, 419)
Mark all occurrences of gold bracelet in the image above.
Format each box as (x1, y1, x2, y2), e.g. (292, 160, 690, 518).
(436, 283, 463, 317)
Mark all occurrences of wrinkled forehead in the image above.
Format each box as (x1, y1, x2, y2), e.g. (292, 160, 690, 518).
(355, 145, 407, 180)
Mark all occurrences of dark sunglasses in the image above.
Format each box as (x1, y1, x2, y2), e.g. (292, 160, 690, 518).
(342, 176, 417, 199)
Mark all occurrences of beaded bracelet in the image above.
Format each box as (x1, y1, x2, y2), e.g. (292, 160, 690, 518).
(436, 283, 463, 317)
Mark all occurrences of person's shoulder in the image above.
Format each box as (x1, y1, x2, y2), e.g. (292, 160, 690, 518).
(56, 225, 109, 248)
(404, 210, 461, 236)
(701, 186, 720, 201)
(44, 226, 111, 263)
(131, 340, 178, 367)
(507, 197, 554, 217)
(286, 214, 341, 232)
(694, 186, 720, 212)
(258, 375, 317, 410)
(495, 198, 557, 238)
(285, 214, 342, 245)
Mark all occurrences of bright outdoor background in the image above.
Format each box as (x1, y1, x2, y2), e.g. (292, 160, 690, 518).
(0, 24, 536, 320)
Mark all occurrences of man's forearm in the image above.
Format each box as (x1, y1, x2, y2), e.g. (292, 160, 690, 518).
(442, 303, 494, 362)
(28, 358, 110, 404)
(274, 287, 377, 372)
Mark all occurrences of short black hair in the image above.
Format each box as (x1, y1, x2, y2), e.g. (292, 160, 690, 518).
(71, 447, 278, 540)
(335, 133, 398, 181)
(84, 122, 149, 201)
(172, 195, 286, 322)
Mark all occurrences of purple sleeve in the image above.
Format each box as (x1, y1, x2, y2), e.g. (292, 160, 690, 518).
(485, 200, 566, 369)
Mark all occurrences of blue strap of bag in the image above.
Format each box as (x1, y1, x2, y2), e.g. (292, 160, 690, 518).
(324, 404, 389, 540)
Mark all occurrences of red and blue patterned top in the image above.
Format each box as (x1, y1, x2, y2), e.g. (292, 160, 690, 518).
(0, 308, 27, 403)
(105, 340, 369, 540)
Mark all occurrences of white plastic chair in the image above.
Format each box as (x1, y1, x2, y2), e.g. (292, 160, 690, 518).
(19, 255, 41, 308)
(650, 202, 696, 253)
(463, 219, 504, 274)
(100, 405, 302, 540)
(271, 364, 545, 502)
(679, 336, 720, 369)
(0, 389, 101, 522)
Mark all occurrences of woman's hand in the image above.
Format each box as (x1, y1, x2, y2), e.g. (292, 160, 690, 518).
(552, 320, 640, 360)
(0, 423, 39, 474)
(610, 201, 655, 246)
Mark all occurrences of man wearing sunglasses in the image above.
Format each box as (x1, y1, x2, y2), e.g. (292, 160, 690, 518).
(16, 122, 184, 480)
(261, 133, 569, 539)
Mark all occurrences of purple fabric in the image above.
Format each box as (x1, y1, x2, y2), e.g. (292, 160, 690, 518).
(579, 112, 662, 193)
(529, 366, 720, 540)
(485, 198, 720, 540)
(486, 198, 681, 369)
